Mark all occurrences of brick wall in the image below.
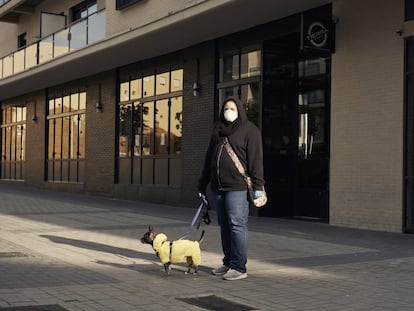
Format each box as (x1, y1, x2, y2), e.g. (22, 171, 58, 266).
(181, 42, 216, 207)
(330, 0, 404, 232)
(84, 71, 117, 196)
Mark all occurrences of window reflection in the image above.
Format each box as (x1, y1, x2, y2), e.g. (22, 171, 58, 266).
(142, 102, 154, 155)
(88, 11, 105, 44)
(13, 49, 25, 74)
(47, 91, 86, 182)
(171, 97, 183, 154)
(240, 50, 261, 78)
(120, 81, 130, 102)
(143, 75, 155, 97)
(25, 44, 37, 69)
(155, 99, 169, 154)
(218, 47, 262, 126)
(171, 69, 183, 91)
(1, 105, 26, 180)
(119, 103, 132, 157)
(131, 79, 142, 100)
(3, 55, 13, 78)
(219, 49, 239, 82)
(54, 29, 69, 57)
(156, 72, 170, 95)
(298, 89, 325, 159)
(69, 20, 87, 50)
(117, 67, 184, 185)
(241, 83, 261, 126)
(39, 37, 53, 63)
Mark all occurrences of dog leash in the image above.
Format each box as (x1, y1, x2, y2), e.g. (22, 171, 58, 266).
(180, 193, 210, 239)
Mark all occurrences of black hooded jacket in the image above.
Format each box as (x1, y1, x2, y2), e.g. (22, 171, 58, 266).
(198, 96, 265, 193)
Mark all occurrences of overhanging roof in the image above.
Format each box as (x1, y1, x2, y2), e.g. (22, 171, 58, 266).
(0, 0, 45, 23)
(0, 0, 330, 101)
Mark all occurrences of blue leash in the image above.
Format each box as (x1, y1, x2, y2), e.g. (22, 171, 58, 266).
(180, 193, 211, 239)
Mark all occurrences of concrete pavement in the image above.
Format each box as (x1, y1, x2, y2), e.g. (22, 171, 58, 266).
(0, 184, 414, 310)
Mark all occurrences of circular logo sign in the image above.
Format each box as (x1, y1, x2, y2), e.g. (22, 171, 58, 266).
(306, 22, 328, 48)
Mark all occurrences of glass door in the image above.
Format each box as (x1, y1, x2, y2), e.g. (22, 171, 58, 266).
(296, 57, 330, 219)
(262, 35, 299, 217)
(261, 35, 330, 220)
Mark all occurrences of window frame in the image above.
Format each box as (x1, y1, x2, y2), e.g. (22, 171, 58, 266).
(117, 67, 183, 186)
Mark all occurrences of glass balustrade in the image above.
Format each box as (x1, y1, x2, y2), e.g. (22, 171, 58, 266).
(0, 9, 105, 80)
(0, 0, 11, 7)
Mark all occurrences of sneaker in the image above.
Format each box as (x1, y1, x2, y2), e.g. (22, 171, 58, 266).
(222, 269, 247, 281)
(212, 265, 230, 276)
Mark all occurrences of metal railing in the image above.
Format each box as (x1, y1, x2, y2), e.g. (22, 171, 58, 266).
(0, 9, 105, 79)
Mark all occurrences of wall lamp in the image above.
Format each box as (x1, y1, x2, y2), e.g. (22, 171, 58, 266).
(96, 83, 103, 112)
(193, 82, 201, 96)
(95, 101, 103, 112)
(193, 58, 201, 96)
(30, 100, 37, 123)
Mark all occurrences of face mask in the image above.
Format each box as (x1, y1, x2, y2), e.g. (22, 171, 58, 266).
(224, 109, 238, 123)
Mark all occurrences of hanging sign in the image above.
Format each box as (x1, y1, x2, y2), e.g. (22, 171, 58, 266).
(301, 13, 335, 53)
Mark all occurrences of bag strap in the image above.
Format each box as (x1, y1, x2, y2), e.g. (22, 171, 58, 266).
(223, 137, 247, 177)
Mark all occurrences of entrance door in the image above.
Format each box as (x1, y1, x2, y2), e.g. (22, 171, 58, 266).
(261, 35, 330, 220)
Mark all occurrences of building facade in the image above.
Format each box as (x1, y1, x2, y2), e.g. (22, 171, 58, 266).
(0, 0, 413, 233)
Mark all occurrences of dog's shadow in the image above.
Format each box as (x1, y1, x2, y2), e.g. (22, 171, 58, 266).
(40, 234, 155, 261)
(40, 234, 213, 276)
(94, 259, 213, 278)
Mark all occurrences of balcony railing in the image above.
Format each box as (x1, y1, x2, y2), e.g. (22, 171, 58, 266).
(0, 0, 11, 7)
(0, 9, 105, 79)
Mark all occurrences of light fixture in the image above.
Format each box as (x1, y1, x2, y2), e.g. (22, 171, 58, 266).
(193, 82, 200, 96)
(96, 83, 103, 112)
(193, 58, 201, 96)
(95, 101, 103, 112)
(30, 100, 37, 123)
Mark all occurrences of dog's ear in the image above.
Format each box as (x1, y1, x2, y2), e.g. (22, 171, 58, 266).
(149, 226, 154, 232)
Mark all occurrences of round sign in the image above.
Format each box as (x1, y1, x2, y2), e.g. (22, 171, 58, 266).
(307, 22, 328, 48)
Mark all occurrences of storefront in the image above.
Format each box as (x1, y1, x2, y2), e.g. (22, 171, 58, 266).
(216, 4, 333, 220)
(1, 0, 411, 233)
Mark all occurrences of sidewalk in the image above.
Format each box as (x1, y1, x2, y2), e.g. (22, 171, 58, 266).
(0, 184, 414, 310)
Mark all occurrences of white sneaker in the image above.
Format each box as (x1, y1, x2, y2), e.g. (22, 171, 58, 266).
(212, 265, 230, 276)
(222, 269, 247, 281)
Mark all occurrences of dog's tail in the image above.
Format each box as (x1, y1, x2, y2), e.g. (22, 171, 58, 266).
(198, 230, 206, 244)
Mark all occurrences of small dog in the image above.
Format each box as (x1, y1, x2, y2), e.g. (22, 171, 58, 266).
(141, 226, 205, 275)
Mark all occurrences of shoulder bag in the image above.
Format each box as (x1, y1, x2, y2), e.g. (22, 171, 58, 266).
(223, 137, 267, 208)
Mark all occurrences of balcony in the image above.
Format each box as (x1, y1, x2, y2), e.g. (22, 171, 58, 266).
(0, 0, 11, 6)
(0, 0, 46, 23)
(0, 9, 105, 79)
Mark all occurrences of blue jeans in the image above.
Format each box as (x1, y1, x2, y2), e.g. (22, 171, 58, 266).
(211, 190, 249, 273)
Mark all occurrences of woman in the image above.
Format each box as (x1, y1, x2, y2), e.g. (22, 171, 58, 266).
(198, 96, 265, 281)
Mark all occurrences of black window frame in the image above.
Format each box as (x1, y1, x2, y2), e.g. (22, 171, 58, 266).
(116, 0, 141, 11)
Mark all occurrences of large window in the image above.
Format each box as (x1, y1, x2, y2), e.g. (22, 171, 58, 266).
(217, 46, 261, 126)
(1, 106, 26, 180)
(118, 68, 183, 186)
(47, 91, 86, 182)
(71, 0, 97, 22)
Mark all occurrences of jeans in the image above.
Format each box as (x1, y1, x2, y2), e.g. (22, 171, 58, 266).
(211, 190, 249, 273)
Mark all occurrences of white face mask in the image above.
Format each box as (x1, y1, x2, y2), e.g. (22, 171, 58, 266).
(224, 109, 238, 123)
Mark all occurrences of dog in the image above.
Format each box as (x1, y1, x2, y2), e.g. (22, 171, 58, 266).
(141, 226, 205, 275)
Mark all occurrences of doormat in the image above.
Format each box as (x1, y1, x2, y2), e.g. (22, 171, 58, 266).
(0, 252, 28, 258)
(176, 295, 256, 311)
(0, 305, 68, 311)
